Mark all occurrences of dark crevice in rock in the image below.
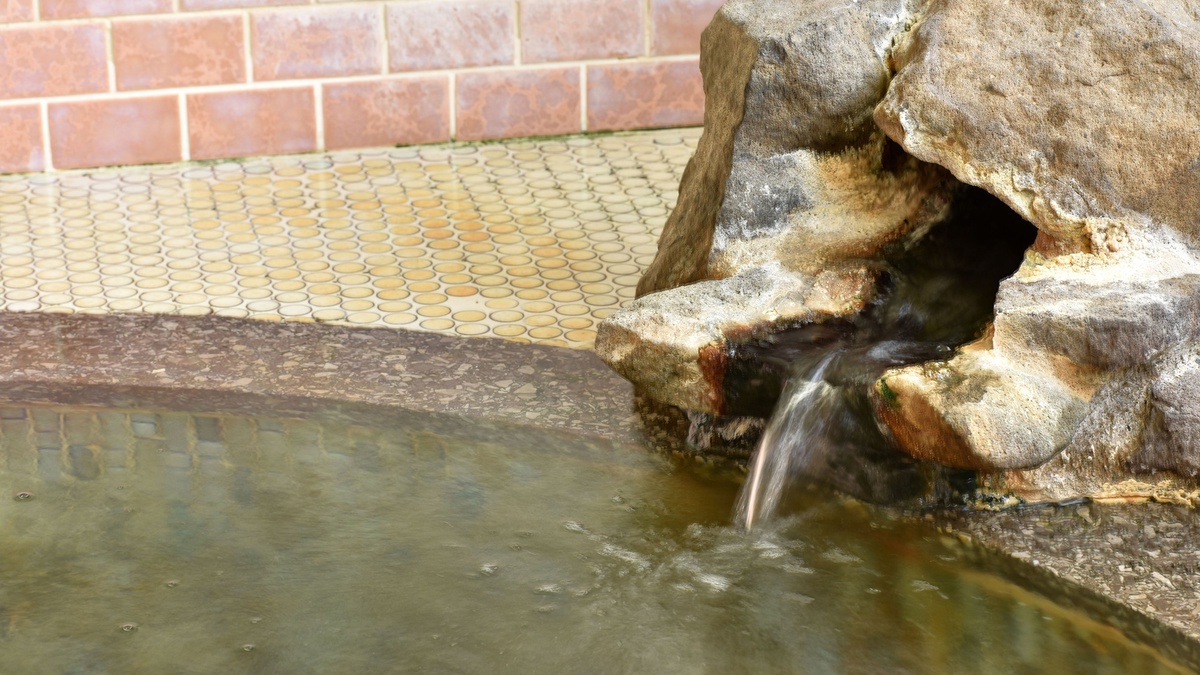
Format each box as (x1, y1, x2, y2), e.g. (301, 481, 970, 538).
(724, 184, 1038, 418)
(691, 184, 1037, 504)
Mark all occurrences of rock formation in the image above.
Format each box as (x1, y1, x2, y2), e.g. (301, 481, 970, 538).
(596, 0, 1200, 503)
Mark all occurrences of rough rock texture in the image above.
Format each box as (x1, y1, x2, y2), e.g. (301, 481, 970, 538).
(995, 345, 1200, 503)
(599, 0, 1200, 502)
(637, 0, 931, 295)
(870, 0, 1200, 494)
(1144, 350, 1200, 477)
(875, 344, 1089, 470)
(876, 252, 1200, 475)
(875, 0, 1200, 254)
(600, 265, 876, 412)
(597, 0, 951, 414)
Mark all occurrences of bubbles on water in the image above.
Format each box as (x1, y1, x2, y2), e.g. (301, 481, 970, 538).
(611, 495, 625, 504)
(911, 580, 939, 593)
(241, 644, 256, 652)
(598, 543, 651, 572)
(563, 520, 588, 533)
(119, 623, 138, 632)
(534, 583, 563, 595)
(785, 592, 815, 605)
(14, 491, 33, 501)
(479, 563, 499, 576)
(782, 563, 815, 575)
(165, 579, 179, 588)
(821, 548, 862, 564)
(694, 573, 731, 592)
(249, 617, 263, 624)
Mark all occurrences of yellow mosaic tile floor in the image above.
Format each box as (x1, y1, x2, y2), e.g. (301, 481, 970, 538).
(0, 129, 699, 349)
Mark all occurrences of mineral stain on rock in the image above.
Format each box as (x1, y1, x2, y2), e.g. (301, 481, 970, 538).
(597, 0, 1200, 504)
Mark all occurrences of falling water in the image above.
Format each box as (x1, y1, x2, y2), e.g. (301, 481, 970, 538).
(736, 353, 839, 529)
(732, 186, 1043, 530)
(734, 341, 945, 530)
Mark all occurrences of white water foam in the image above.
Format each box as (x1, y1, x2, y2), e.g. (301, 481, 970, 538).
(735, 352, 842, 530)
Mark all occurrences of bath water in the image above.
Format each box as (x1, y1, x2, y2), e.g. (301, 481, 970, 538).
(0, 401, 1187, 673)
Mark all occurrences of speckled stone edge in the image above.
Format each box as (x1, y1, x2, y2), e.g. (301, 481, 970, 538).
(0, 311, 1196, 667)
(0, 312, 687, 456)
(934, 505, 1200, 671)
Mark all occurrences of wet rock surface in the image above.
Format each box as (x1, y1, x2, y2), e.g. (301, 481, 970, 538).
(598, 0, 1200, 504)
(870, 0, 1200, 486)
(597, 0, 952, 414)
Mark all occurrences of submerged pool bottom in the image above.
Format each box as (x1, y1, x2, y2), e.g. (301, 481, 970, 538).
(0, 401, 1188, 673)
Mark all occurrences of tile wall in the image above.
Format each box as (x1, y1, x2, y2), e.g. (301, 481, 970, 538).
(0, 0, 718, 173)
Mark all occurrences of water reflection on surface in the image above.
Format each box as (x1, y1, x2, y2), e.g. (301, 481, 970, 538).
(0, 404, 1187, 673)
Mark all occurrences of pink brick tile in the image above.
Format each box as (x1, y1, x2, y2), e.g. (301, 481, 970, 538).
(0, 0, 34, 23)
(386, 0, 514, 72)
(41, 0, 171, 19)
(456, 67, 580, 141)
(252, 6, 383, 81)
(520, 0, 643, 63)
(0, 24, 108, 99)
(49, 96, 181, 170)
(323, 77, 450, 150)
(188, 88, 316, 160)
(587, 59, 703, 131)
(114, 15, 246, 91)
(651, 0, 723, 55)
(0, 105, 43, 173)
(181, 0, 303, 8)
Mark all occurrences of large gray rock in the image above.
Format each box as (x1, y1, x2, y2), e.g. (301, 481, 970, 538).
(1141, 348, 1200, 477)
(598, 265, 875, 412)
(639, 0, 927, 294)
(873, 341, 1089, 470)
(990, 345, 1200, 503)
(869, 0, 1200, 485)
(993, 271, 1200, 370)
(875, 0, 1200, 254)
(601, 0, 1200, 501)
(598, 0, 951, 414)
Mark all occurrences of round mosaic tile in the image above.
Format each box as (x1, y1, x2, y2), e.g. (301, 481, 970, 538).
(0, 129, 702, 350)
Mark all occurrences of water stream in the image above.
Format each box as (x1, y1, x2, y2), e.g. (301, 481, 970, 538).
(734, 187, 1039, 528)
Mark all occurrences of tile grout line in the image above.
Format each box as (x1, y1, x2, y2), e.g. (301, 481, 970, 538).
(0, 56, 702, 107)
(104, 20, 116, 92)
(579, 65, 588, 132)
(242, 11, 253, 83)
(379, 3, 390, 75)
(38, 102, 53, 171)
(1, 0, 521, 28)
(179, 93, 190, 161)
(513, 0, 522, 66)
(448, 72, 457, 141)
(644, 0, 652, 57)
(314, 83, 325, 150)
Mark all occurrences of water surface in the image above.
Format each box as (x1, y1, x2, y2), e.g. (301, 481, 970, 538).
(0, 403, 1186, 673)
